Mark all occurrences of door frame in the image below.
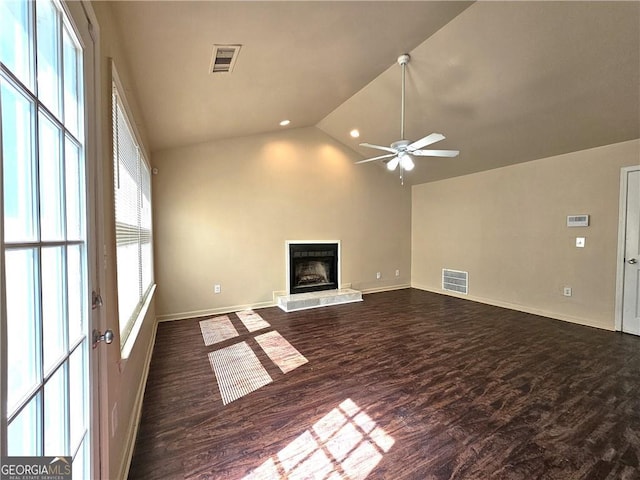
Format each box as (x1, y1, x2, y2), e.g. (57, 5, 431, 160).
(64, 1, 106, 478)
(614, 165, 640, 331)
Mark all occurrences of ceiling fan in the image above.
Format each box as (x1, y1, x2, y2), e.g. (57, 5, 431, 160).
(356, 53, 459, 183)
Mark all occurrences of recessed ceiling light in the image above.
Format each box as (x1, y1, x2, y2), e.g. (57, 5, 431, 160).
(279, 120, 290, 126)
(350, 129, 360, 138)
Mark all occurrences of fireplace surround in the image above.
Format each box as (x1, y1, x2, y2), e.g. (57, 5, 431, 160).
(279, 240, 361, 312)
(286, 241, 340, 294)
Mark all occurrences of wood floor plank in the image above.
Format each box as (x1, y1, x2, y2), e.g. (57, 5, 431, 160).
(128, 289, 640, 479)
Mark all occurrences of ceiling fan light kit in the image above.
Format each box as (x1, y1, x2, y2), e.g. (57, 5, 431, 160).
(356, 53, 459, 184)
(387, 157, 399, 171)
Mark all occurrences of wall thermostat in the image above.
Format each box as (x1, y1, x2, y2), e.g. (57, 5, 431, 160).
(567, 215, 589, 227)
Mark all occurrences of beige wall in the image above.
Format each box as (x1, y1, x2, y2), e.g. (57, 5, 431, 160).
(152, 126, 412, 320)
(90, 3, 156, 479)
(412, 139, 640, 330)
(84, 2, 638, 473)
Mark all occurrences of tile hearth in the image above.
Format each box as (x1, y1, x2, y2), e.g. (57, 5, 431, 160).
(277, 288, 362, 312)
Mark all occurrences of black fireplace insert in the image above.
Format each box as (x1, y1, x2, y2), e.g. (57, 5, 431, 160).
(289, 243, 339, 294)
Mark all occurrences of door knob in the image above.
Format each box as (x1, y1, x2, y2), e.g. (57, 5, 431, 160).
(92, 329, 114, 348)
(628, 258, 638, 264)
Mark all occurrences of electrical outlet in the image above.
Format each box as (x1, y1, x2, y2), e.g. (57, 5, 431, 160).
(395, 269, 400, 277)
(214, 284, 221, 294)
(563, 287, 572, 297)
(376, 272, 381, 280)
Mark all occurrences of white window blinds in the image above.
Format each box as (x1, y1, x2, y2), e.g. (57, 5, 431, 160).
(112, 83, 153, 347)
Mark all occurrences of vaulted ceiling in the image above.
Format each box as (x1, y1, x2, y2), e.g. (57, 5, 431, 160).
(109, 1, 639, 185)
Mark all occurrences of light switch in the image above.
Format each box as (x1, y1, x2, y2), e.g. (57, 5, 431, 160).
(576, 237, 585, 248)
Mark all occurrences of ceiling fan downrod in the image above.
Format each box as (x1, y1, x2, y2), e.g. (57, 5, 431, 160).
(398, 53, 410, 141)
(398, 54, 410, 186)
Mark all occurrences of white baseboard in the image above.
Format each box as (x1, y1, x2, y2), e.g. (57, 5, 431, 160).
(157, 300, 275, 322)
(158, 284, 412, 322)
(361, 284, 411, 295)
(411, 283, 614, 331)
(118, 318, 158, 480)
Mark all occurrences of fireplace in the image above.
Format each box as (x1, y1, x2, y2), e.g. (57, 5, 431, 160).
(287, 242, 339, 295)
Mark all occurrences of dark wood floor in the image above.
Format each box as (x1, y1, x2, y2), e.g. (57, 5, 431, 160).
(128, 289, 640, 480)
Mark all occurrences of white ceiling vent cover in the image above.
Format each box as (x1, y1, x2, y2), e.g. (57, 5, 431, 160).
(210, 45, 241, 74)
(442, 269, 468, 295)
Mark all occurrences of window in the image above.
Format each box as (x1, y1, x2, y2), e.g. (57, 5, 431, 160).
(112, 76, 153, 348)
(1, 0, 90, 475)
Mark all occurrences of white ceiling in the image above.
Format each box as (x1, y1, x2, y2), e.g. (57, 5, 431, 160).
(109, 1, 640, 185)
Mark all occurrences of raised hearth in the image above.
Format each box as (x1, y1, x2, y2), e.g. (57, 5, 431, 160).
(277, 288, 362, 312)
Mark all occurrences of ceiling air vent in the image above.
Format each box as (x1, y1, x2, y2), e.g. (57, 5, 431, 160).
(210, 45, 241, 74)
(442, 269, 468, 295)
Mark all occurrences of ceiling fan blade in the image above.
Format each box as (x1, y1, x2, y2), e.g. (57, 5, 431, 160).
(355, 153, 397, 164)
(407, 133, 445, 151)
(411, 149, 460, 157)
(359, 142, 397, 154)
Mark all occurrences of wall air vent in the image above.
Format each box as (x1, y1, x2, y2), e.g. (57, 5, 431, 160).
(210, 45, 241, 74)
(442, 269, 468, 295)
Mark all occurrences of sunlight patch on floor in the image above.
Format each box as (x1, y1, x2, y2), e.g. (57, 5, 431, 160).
(255, 330, 309, 373)
(242, 399, 394, 480)
(206, 316, 308, 404)
(236, 309, 271, 332)
(199, 315, 239, 346)
(208, 342, 273, 405)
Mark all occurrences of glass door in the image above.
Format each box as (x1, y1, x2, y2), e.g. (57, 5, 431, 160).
(1, 0, 92, 477)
